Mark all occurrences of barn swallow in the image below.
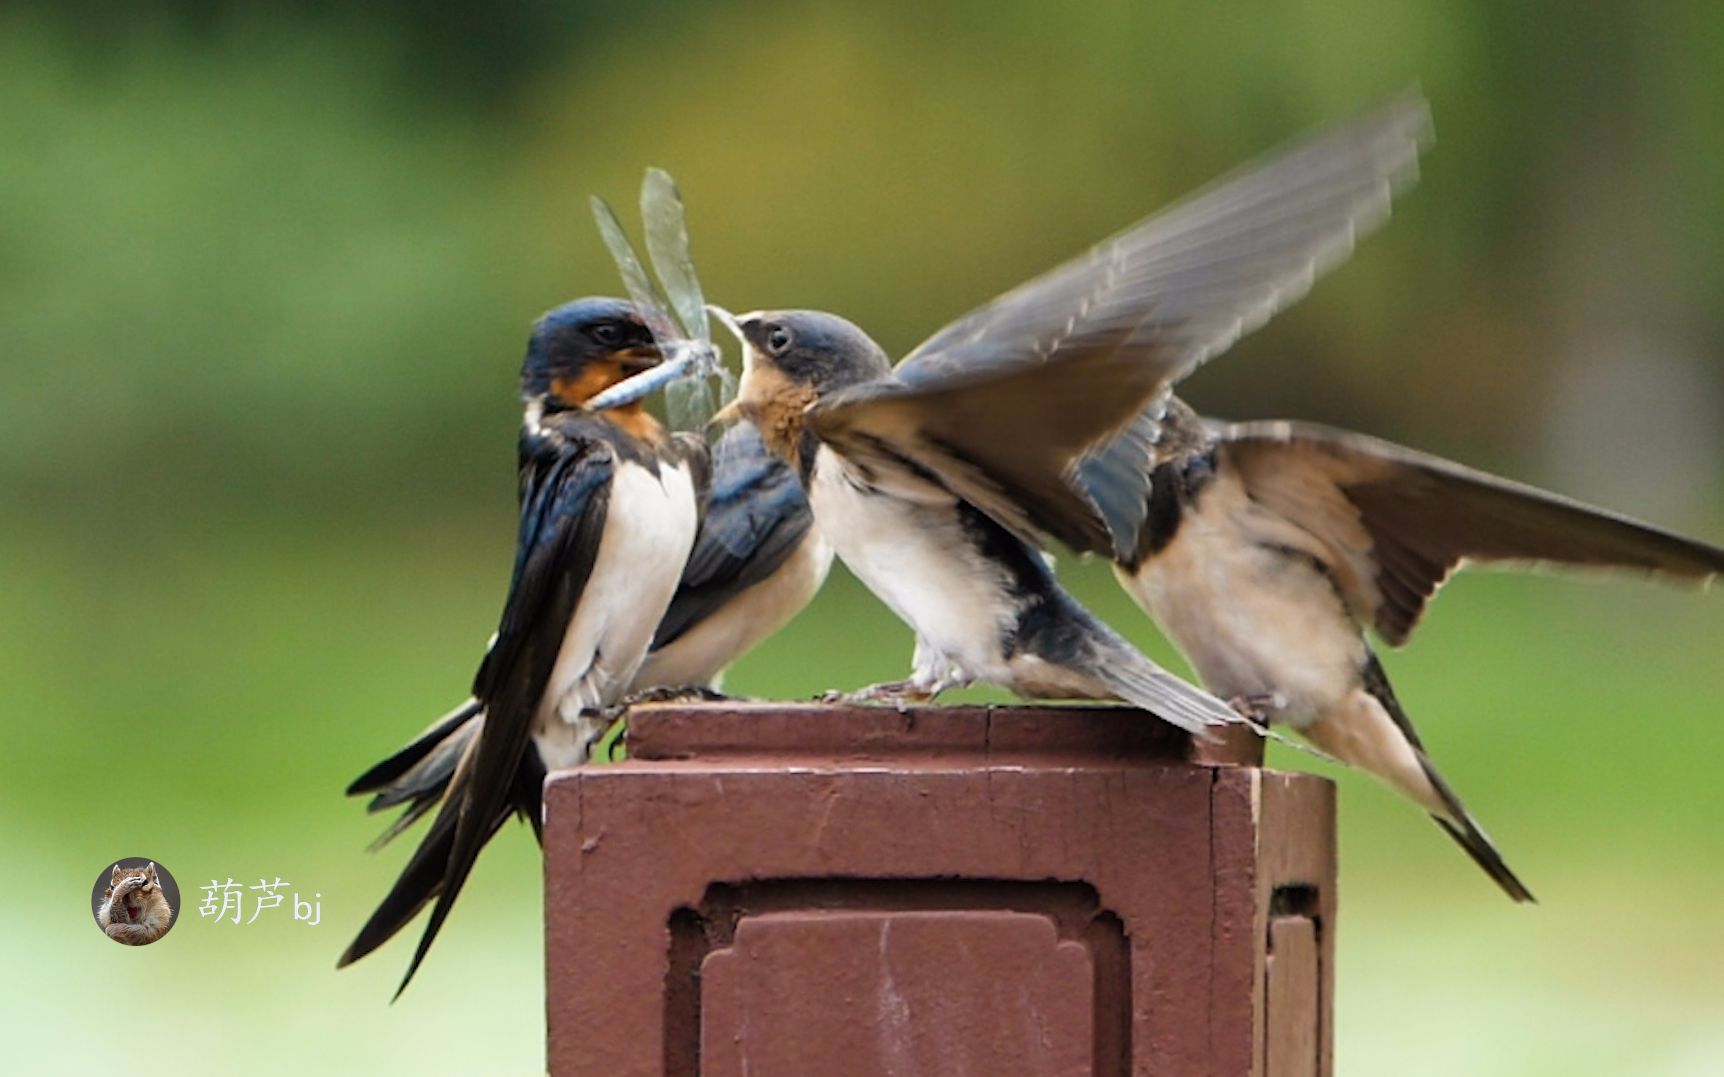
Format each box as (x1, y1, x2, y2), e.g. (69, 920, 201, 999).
(1097, 397, 1724, 899)
(634, 420, 832, 689)
(712, 97, 1431, 733)
(347, 421, 827, 846)
(339, 297, 708, 994)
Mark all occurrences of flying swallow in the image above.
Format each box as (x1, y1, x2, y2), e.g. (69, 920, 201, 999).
(1095, 397, 1724, 899)
(347, 420, 828, 846)
(712, 97, 1432, 733)
(339, 297, 708, 993)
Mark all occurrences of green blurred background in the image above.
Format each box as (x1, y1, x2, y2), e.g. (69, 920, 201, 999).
(6, 2, 1723, 1073)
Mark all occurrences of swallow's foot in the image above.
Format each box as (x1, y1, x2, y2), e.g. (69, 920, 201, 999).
(1228, 692, 1289, 729)
(818, 680, 937, 711)
(589, 711, 632, 764)
(620, 684, 732, 706)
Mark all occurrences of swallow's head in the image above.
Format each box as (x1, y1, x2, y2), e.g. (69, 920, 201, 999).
(724, 310, 891, 462)
(520, 297, 662, 412)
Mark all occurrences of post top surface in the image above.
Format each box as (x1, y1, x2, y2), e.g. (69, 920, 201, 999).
(622, 701, 1264, 767)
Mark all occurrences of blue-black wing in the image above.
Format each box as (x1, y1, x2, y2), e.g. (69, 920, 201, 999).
(651, 423, 812, 649)
(342, 420, 614, 992)
(470, 428, 616, 706)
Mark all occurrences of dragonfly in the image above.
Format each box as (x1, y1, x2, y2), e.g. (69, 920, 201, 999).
(585, 168, 737, 431)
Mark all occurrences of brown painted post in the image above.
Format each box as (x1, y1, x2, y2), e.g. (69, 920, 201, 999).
(543, 703, 1335, 1076)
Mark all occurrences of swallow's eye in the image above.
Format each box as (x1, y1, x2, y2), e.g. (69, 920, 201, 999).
(766, 326, 793, 355)
(592, 322, 622, 346)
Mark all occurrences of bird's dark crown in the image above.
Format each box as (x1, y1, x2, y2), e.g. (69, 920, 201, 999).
(520, 296, 661, 407)
(739, 310, 893, 395)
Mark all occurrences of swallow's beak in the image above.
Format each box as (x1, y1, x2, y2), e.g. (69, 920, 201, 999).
(716, 312, 774, 426)
(708, 304, 746, 351)
(701, 305, 751, 430)
(617, 344, 662, 376)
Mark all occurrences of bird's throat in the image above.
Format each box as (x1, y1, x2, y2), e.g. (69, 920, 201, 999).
(736, 367, 818, 470)
(600, 403, 668, 447)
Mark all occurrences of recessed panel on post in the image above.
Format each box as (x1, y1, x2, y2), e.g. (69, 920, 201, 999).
(700, 909, 1091, 1076)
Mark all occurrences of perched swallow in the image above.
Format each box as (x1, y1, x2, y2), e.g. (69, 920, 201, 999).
(1099, 397, 1724, 898)
(347, 421, 828, 845)
(339, 297, 708, 993)
(634, 421, 833, 689)
(717, 98, 1431, 733)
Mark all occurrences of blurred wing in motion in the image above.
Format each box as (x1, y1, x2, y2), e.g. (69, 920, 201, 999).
(819, 95, 1435, 555)
(812, 326, 1173, 553)
(899, 96, 1431, 388)
(1217, 419, 1724, 645)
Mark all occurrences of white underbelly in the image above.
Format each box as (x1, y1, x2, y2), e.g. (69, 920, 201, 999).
(1120, 477, 1364, 726)
(538, 459, 699, 764)
(808, 448, 1016, 678)
(631, 528, 834, 690)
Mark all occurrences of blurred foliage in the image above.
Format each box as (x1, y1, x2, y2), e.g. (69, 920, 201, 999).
(5, 3, 1724, 1074)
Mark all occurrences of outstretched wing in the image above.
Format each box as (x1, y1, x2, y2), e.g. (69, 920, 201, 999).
(651, 423, 814, 649)
(816, 96, 1433, 554)
(812, 328, 1172, 551)
(1218, 420, 1724, 646)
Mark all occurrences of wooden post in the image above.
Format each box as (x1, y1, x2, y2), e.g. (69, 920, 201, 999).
(543, 703, 1335, 1076)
